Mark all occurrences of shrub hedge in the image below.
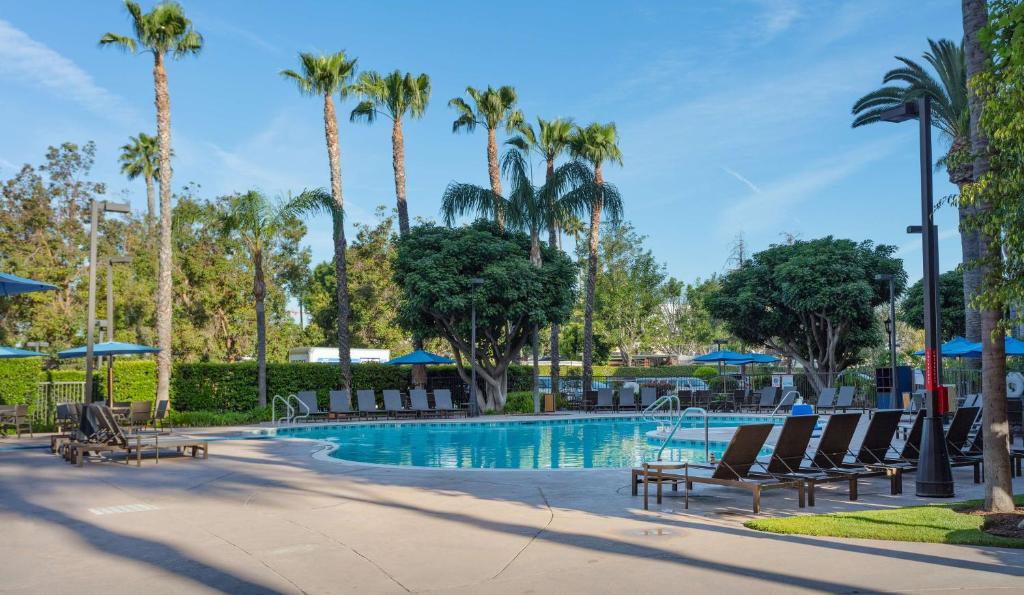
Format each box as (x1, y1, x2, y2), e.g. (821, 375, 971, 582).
(0, 359, 43, 412)
(37, 360, 157, 405)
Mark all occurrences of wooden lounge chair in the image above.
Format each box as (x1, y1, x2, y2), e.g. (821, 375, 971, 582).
(68, 404, 208, 467)
(383, 390, 414, 418)
(0, 404, 32, 438)
(432, 389, 462, 418)
(617, 387, 638, 412)
(595, 389, 615, 412)
(409, 389, 436, 418)
(680, 423, 805, 513)
(356, 390, 384, 418)
(295, 391, 327, 421)
(639, 387, 658, 409)
(328, 390, 353, 420)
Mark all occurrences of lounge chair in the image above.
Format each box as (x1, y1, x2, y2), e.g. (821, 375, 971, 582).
(0, 404, 32, 438)
(51, 402, 83, 453)
(754, 386, 779, 413)
(595, 388, 615, 412)
(383, 390, 414, 418)
(808, 411, 904, 495)
(679, 423, 805, 513)
(834, 386, 857, 412)
(295, 391, 327, 421)
(356, 390, 384, 418)
(67, 404, 208, 467)
(328, 390, 353, 420)
(886, 408, 983, 482)
(409, 389, 436, 417)
(816, 388, 837, 412)
(617, 387, 638, 412)
(639, 387, 658, 409)
(433, 389, 463, 418)
(151, 400, 170, 430)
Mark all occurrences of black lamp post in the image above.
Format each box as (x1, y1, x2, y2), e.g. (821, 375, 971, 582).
(469, 277, 484, 417)
(879, 96, 954, 497)
(85, 200, 131, 404)
(875, 274, 899, 408)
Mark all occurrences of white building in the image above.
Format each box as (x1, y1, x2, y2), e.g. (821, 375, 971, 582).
(287, 346, 391, 364)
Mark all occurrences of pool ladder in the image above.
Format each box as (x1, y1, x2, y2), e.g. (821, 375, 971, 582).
(654, 407, 709, 463)
(769, 390, 802, 417)
(272, 393, 311, 425)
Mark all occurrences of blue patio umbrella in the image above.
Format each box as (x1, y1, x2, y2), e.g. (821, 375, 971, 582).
(743, 353, 781, 364)
(693, 350, 750, 363)
(960, 336, 1024, 358)
(58, 341, 160, 359)
(0, 272, 57, 297)
(385, 349, 455, 365)
(0, 346, 45, 358)
(913, 336, 980, 358)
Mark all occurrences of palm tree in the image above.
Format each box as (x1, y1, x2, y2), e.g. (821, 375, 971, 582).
(219, 191, 298, 406)
(350, 70, 430, 236)
(448, 85, 524, 230)
(570, 122, 624, 393)
(118, 132, 161, 220)
(281, 51, 358, 389)
(507, 117, 574, 398)
(962, 0, 1012, 513)
(100, 0, 202, 406)
(851, 39, 981, 344)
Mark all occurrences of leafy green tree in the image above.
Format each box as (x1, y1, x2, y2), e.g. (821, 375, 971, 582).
(217, 191, 304, 406)
(100, 0, 203, 405)
(962, 0, 1020, 512)
(707, 237, 905, 395)
(899, 270, 966, 341)
(350, 70, 430, 236)
(852, 39, 982, 344)
(448, 85, 524, 229)
(653, 277, 731, 356)
(394, 221, 576, 411)
(118, 132, 161, 220)
(591, 222, 675, 366)
(281, 51, 358, 389)
(569, 122, 623, 392)
(507, 117, 575, 396)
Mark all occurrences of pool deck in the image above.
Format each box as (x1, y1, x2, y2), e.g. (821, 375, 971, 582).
(2, 413, 1023, 594)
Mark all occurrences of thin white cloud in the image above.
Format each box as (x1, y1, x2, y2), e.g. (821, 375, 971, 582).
(720, 166, 761, 193)
(0, 19, 136, 121)
(753, 0, 802, 43)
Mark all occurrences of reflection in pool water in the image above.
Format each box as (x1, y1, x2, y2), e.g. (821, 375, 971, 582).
(274, 417, 777, 469)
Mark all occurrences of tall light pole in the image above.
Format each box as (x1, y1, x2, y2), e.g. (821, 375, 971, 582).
(104, 256, 132, 405)
(875, 274, 899, 408)
(469, 277, 484, 417)
(880, 96, 954, 497)
(84, 200, 130, 404)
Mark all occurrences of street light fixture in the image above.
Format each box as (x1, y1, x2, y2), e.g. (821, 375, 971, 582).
(875, 274, 899, 409)
(469, 277, 484, 417)
(880, 96, 954, 497)
(84, 200, 131, 404)
(103, 256, 132, 405)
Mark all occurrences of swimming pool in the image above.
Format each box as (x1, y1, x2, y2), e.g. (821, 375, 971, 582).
(273, 416, 779, 469)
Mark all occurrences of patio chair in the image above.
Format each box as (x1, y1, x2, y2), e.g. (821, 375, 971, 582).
(808, 411, 904, 496)
(815, 388, 837, 411)
(126, 401, 153, 431)
(649, 423, 805, 514)
(328, 390, 353, 420)
(748, 414, 857, 506)
(295, 391, 328, 421)
(151, 400, 170, 430)
(383, 390, 414, 418)
(639, 387, 658, 409)
(754, 386, 779, 413)
(356, 390, 383, 418)
(617, 387, 638, 412)
(51, 403, 83, 453)
(0, 404, 31, 438)
(409, 389, 436, 417)
(432, 389, 463, 418)
(67, 404, 208, 467)
(595, 388, 615, 412)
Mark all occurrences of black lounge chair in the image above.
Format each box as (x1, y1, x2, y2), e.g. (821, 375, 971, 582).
(432, 389, 463, 418)
(754, 386, 779, 413)
(382, 390, 414, 418)
(886, 407, 983, 482)
(356, 390, 384, 418)
(809, 410, 904, 495)
(816, 388, 837, 412)
(835, 386, 857, 412)
(295, 391, 327, 421)
(328, 390, 353, 420)
(595, 389, 615, 412)
(409, 389, 436, 417)
(67, 404, 208, 466)
(639, 387, 658, 409)
(617, 387, 638, 412)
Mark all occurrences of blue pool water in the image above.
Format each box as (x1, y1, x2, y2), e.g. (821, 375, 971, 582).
(273, 416, 778, 469)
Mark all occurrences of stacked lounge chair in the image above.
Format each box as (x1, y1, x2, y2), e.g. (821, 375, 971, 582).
(65, 404, 208, 467)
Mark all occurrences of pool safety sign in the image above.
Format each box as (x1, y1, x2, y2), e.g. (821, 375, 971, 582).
(772, 374, 794, 389)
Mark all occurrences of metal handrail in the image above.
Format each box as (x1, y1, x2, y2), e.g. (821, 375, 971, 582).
(642, 394, 680, 424)
(771, 390, 802, 417)
(290, 393, 310, 423)
(656, 406, 709, 462)
(272, 394, 294, 425)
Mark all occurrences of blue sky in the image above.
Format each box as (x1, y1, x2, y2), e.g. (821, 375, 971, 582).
(0, 0, 964, 284)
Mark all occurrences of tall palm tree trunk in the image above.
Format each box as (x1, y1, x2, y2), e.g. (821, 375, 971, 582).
(324, 92, 353, 390)
(144, 173, 156, 222)
(963, 0, 1013, 512)
(545, 158, 561, 399)
(530, 231, 542, 413)
(486, 128, 504, 230)
(949, 144, 983, 351)
(392, 117, 410, 236)
(153, 51, 173, 407)
(582, 166, 603, 393)
(254, 249, 267, 406)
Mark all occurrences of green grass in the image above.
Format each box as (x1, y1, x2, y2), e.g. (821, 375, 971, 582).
(745, 495, 1024, 548)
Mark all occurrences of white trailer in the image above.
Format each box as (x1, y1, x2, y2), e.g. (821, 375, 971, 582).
(288, 346, 391, 364)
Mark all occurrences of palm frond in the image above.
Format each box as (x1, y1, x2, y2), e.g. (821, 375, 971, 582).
(349, 101, 378, 123)
(440, 182, 501, 226)
(98, 33, 136, 53)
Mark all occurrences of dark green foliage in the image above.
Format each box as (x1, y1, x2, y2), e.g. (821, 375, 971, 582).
(36, 360, 157, 405)
(693, 366, 720, 382)
(0, 359, 43, 412)
(900, 269, 966, 340)
(167, 407, 271, 427)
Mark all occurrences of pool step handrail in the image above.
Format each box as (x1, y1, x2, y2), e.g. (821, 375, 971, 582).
(642, 394, 681, 425)
(655, 406, 709, 462)
(289, 393, 310, 423)
(770, 390, 801, 417)
(272, 394, 294, 425)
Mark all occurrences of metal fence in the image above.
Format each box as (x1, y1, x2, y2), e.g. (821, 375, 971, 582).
(34, 381, 85, 423)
